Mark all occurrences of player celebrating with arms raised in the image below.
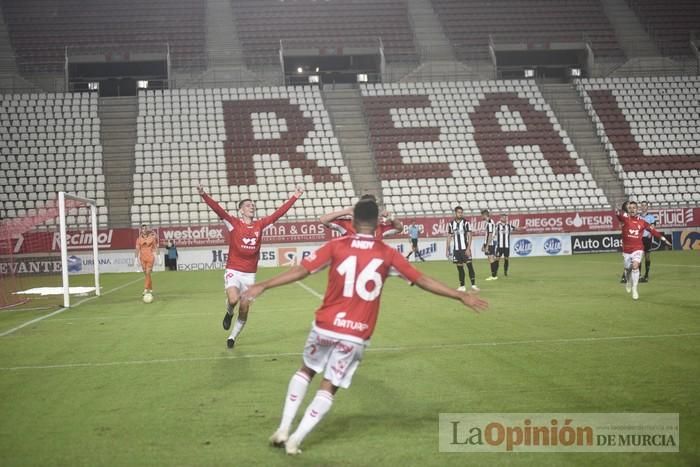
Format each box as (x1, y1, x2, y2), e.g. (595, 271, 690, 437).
(198, 184, 303, 348)
(320, 194, 403, 239)
(242, 199, 488, 455)
(617, 201, 671, 300)
(135, 223, 158, 296)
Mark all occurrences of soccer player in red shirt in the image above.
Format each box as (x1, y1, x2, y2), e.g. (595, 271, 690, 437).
(242, 199, 488, 455)
(198, 184, 303, 348)
(320, 194, 403, 239)
(617, 201, 671, 300)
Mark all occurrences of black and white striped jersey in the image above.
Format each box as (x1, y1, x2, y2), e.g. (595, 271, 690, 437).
(495, 222, 516, 248)
(485, 219, 496, 245)
(448, 218, 471, 251)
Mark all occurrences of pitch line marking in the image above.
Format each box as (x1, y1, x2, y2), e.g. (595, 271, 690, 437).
(581, 260, 700, 269)
(0, 277, 143, 338)
(296, 281, 324, 299)
(1, 332, 699, 371)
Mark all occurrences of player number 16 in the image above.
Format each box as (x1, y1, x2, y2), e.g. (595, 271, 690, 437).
(336, 256, 384, 301)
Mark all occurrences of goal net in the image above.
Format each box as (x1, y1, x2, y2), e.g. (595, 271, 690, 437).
(0, 192, 101, 310)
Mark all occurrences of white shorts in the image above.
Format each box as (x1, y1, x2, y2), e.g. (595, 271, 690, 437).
(623, 250, 644, 269)
(224, 269, 256, 292)
(302, 327, 366, 389)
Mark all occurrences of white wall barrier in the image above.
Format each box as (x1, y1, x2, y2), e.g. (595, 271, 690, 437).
(3, 234, 572, 275)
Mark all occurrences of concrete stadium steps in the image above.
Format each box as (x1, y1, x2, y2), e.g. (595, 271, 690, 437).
(322, 87, 381, 202)
(600, 0, 660, 58)
(99, 97, 138, 227)
(405, 0, 454, 62)
(540, 83, 625, 206)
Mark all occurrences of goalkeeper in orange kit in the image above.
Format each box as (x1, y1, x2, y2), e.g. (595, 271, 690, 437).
(135, 223, 159, 295)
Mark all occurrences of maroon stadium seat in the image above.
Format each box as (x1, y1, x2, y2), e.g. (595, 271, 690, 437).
(430, 0, 624, 62)
(1, 0, 207, 73)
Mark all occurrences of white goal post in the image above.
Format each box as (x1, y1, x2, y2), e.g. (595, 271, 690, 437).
(58, 191, 101, 307)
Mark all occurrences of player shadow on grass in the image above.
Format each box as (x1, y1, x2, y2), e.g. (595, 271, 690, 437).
(298, 372, 434, 449)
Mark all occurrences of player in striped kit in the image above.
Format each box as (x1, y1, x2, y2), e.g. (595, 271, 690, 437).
(494, 213, 517, 277)
(446, 206, 479, 291)
(481, 209, 498, 281)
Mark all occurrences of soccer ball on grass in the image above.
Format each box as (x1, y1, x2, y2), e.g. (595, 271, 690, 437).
(143, 293, 154, 304)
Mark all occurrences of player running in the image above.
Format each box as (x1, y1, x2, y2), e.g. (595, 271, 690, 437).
(320, 194, 403, 239)
(481, 209, 498, 281)
(446, 206, 478, 291)
(135, 223, 158, 296)
(494, 213, 516, 277)
(241, 199, 488, 455)
(617, 201, 671, 300)
(198, 184, 303, 348)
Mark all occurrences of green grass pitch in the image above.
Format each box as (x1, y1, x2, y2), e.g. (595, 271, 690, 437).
(0, 251, 698, 466)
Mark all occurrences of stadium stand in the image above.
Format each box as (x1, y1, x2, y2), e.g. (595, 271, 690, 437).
(626, 0, 700, 56)
(576, 76, 700, 205)
(0, 92, 108, 225)
(361, 80, 609, 216)
(430, 0, 624, 61)
(230, 0, 417, 66)
(0, 0, 206, 72)
(131, 87, 356, 226)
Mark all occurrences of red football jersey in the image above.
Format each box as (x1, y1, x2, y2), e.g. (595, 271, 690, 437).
(301, 234, 423, 343)
(617, 211, 663, 254)
(201, 193, 300, 273)
(328, 218, 399, 239)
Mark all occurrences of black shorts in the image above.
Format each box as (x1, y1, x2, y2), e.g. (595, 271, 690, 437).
(411, 238, 418, 248)
(452, 249, 470, 264)
(642, 236, 652, 253)
(496, 247, 510, 258)
(486, 245, 496, 256)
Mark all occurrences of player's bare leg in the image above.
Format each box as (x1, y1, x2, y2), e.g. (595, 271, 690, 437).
(223, 286, 240, 337)
(227, 293, 249, 349)
(143, 264, 153, 294)
(270, 366, 317, 448)
(285, 377, 339, 455)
